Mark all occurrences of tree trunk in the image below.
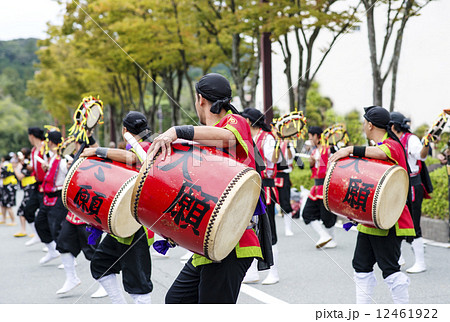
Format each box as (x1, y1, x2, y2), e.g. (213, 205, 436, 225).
(279, 34, 295, 111)
(298, 81, 308, 112)
(109, 102, 117, 144)
(364, 0, 383, 106)
(389, 0, 414, 112)
(230, 33, 247, 109)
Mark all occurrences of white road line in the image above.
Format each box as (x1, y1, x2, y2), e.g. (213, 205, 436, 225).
(423, 238, 450, 248)
(240, 284, 289, 304)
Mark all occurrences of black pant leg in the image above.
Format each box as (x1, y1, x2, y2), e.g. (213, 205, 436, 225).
(165, 258, 201, 304)
(277, 173, 293, 213)
(319, 201, 337, 228)
(23, 189, 42, 224)
(266, 194, 277, 245)
(56, 220, 81, 256)
(120, 228, 153, 294)
(35, 204, 53, 243)
(410, 184, 424, 239)
(90, 234, 122, 280)
(302, 197, 321, 224)
(47, 196, 67, 241)
(198, 251, 252, 303)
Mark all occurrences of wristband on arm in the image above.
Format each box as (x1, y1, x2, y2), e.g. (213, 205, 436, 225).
(352, 146, 366, 158)
(88, 136, 96, 146)
(96, 147, 109, 158)
(174, 125, 195, 141)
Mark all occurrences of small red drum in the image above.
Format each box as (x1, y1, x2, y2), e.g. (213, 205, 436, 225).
(63, 157, 141, 238)
(323, 157, 409, 229)
(131, 142, 261, 262)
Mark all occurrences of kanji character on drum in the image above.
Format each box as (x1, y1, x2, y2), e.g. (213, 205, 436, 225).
(35, 129, 69, 265)
(240, 107, 282, 285)
(302, 126, 338, 249)
(329, 106, 415, 304)
(148, 73, 264, 304)
(23, 127, 46, 247)
(389, 112, 431, 274)
(81, 111, 154, 304)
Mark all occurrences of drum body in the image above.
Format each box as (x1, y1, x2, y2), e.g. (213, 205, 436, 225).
(323, 157, 408, 229)
(131, 142, 261, 262)
(63, 157, 141, 238)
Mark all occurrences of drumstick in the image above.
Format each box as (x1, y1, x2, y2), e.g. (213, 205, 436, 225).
(124, 132, 147, 162)
(35, 155, 46, 165)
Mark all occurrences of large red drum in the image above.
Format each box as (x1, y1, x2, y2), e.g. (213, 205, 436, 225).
(63, 157, 141, 238)
(131, 142, 261, 262)
(323, 156, 409, 229)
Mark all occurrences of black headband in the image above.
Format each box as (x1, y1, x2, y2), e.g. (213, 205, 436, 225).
(195, 73, 234, 114)
(363, 106, 390, 129)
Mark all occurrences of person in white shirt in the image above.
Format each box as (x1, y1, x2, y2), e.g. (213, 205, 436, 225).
(273, 134, 297, 237)
(389, 112, 431, 274)
(34, 130, 68, 265)
(241, 108, 282, 285)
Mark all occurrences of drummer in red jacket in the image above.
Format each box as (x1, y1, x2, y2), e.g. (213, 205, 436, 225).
(329, 105, 415, 304)
(302, 126, 338, 249)
(148, 73, 263, 304)
(81, 111, 154, 304)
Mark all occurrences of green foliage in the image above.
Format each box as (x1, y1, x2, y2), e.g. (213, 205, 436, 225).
(289, 159, 315, 190)
(422, 165, 449, 220)
(0, 97, 29, 157)
(344, 110, 366, 146)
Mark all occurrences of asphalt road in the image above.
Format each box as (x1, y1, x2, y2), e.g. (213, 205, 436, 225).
(1, 189, 450, 310)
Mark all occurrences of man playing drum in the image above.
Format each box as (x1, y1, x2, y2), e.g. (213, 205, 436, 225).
(148, 73, 263, 304)
(329, 106, 415, 304)
(302, 126, 338, 248)
(23, 127, 46, 247)
(389, 112, 430, 274)
(34, 129, 69, 265)
(81, 111, 154, 304)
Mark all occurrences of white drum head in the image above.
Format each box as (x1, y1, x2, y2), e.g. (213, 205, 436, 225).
(62, 142, 77, 156)
(373, 165, 409, 230)
(203, 168, 261, 262)
(86, 105, 102, 130)
(109, 175, 142, 238)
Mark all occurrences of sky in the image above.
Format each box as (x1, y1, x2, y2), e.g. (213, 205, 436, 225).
(1, 0, 449, 129)
(0, 0, 62, 41)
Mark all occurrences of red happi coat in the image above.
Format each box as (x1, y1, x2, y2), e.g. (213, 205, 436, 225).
(308, 146, 330, 201)
(357, 134, 415, 237)
(192, 112, 262, 266)
(254, 129, 279, 205)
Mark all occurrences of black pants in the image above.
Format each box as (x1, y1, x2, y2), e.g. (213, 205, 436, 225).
(302, 196, 337, 228)
(90, 227, 152, 294)
(23, 188, 43, 224)
(17, 184, 36, 217)
(56, 220, 98, 260)
(165, 250, 253, 304)
(35, 194, 67, 244)
(352, 228, 402, 279)
(276, 172, 293, 214)
(406, 184, 424, 243)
